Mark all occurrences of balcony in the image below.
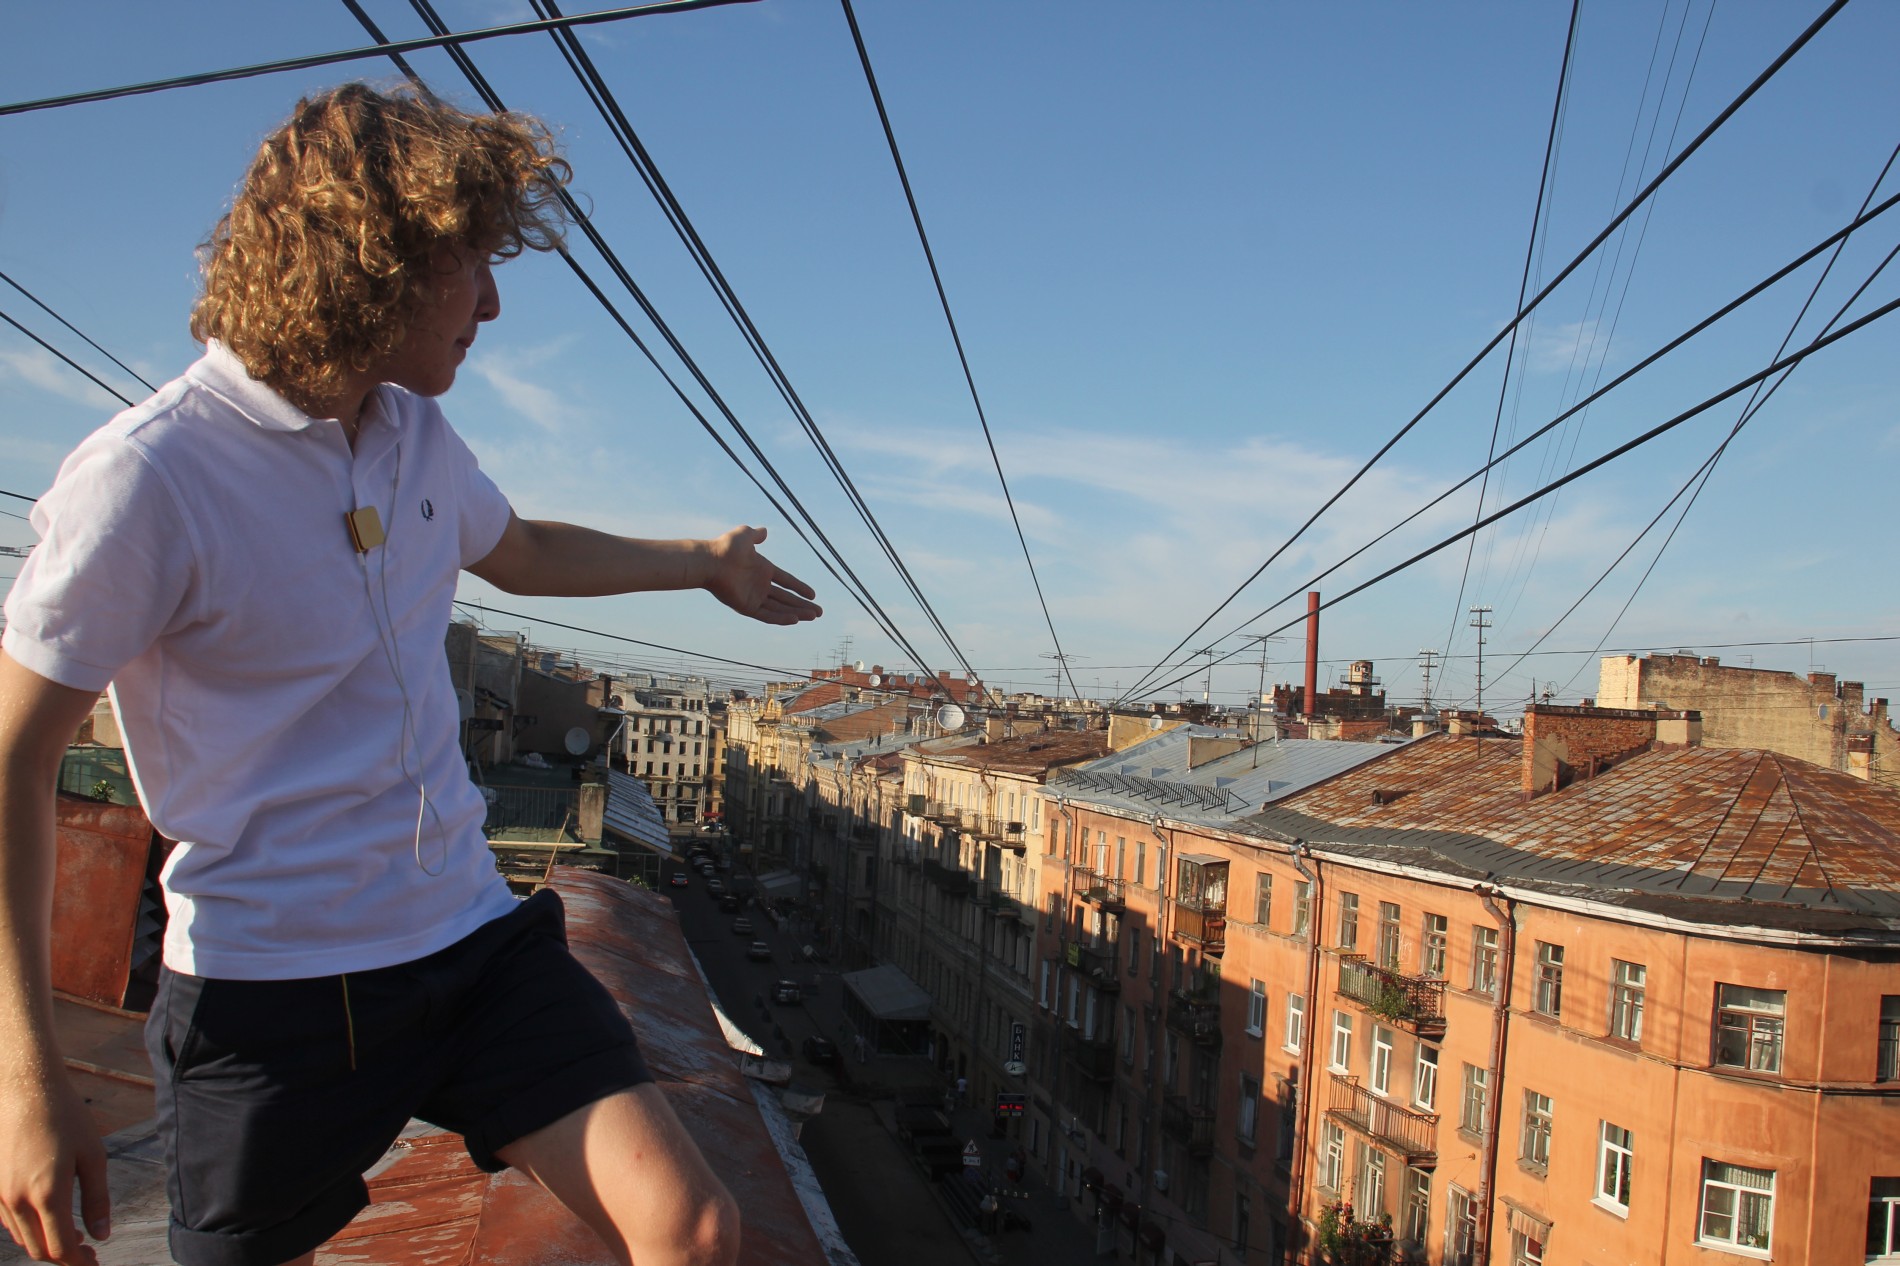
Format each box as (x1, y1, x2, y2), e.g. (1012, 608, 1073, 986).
(1060, 1026, 1114, 1082)
(921, 858, 971, 896)
(1325, 1074, 1438, 1166)
(1165, 988, 1221, 1046)
(1065, 938, 1120, 988)
(1336, 957, 1447, 1038)
(1001, 820, 1027, 853)
(1161, 1094, 1215, 1155)
(924, 801, 960, 827)
(984, 885, 1029, 922)
(965, 812, 1001, 840)
(1072, 866, 1126, 910)
(850, 823, 881, 849)
(1171, 899, 1227, 955)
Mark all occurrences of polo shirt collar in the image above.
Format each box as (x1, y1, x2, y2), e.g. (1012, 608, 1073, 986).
(186, 341, 324, 433)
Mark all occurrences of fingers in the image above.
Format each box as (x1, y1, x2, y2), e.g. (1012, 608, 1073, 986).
(771, 566, 818, 601)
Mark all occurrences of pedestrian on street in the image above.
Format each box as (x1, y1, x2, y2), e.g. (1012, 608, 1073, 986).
(955, 1074, 968, 1106)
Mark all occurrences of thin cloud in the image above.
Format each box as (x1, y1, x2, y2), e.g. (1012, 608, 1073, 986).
(0, 346, 134, 409)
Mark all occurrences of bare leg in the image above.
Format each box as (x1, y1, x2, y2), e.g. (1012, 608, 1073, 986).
(496, 1083, 739, 1266)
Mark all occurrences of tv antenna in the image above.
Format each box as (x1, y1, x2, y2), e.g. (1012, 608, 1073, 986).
(1240, 634, 1283, 745)
(1040, 651, 1085, 701)
(1417, 648, 1440, 710)
(1469, 606, 1493, 718)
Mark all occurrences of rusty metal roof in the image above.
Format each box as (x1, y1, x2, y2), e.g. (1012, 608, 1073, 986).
(929, 729, 1110, 775)
(1243, 733, 1900, 930)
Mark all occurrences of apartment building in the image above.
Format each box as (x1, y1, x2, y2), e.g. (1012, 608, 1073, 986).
(1028, 705, 1900, 1266)
(618, 675, 716, 829)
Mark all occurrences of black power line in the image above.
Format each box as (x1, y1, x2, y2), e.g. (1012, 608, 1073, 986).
(1118, 0, 1851, 706)
(1127, 184, 1900, 703)
(452, 599, 808, 681)
(0, 0, 760, 118)
(0, 271, 155, 393)
(0, 306, 135, 407)
(838, 0, 1081, 703)
(521, 0, 983, 687)
(1129, 291, 1900, 703)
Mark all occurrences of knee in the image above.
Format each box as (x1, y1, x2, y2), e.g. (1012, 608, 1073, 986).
(681, 1183, 741, 1266)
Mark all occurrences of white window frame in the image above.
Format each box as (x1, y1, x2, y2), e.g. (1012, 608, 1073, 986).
(1413, 1044, 1439, 1110)
(1422, 912, 1448, 977)
(1285, 993, 1305, 1054)
(1371, 1025, 1394, 1096)
(1330, 1010, 1355, 1073)
(1714, 984, 1786, 1074)
(1611, 959, 1646, 1043)
(1238, 1073, 1259, 1144)
(1319, 1121, 1345, 1192)
(1697, 1159, 1775, 1255)
(1595, 1121, 1633, 1215)
(1471, 926, 1498, 996)
(1459, 1064, 1487, 1135)
(1401, 1166, 1431, 1246)
(1869, 1177, 1900, 1262)
(1533, 941, 1565, 1018)
(1246, 979, 1267, 1037)
(1520, 1089, 1552, 1169)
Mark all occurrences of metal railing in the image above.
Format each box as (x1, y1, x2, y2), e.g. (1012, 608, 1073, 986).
(1337, 957, 1447, 1037)
(483, 785, 579, 835)
(1326, 1074, 1438, 1163)
(921, 858, 971, 895)
(1171, 901, 1227, 954)
(1072, 867, 1126, 908)
(1066, 938, 1119, 983)
(1161, 1094, 1215, 1154)
(1166, 988, 1221, 1045)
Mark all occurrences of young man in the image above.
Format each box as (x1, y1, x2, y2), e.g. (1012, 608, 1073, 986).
(0, 84, 819, 1266)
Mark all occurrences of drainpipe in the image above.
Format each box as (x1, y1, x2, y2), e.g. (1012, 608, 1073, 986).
(1285, 841, 1322, 1266)
(1043, 797, 1076, 1193)
(1137, 816, 1173, 1202)
(1475, 885, 1516, 1266)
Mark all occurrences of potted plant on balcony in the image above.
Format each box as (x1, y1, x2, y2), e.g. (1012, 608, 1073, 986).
(1317, 1200, 1395, 1265)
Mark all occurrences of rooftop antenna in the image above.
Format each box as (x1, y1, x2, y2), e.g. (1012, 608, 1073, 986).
(1195, 647, 1217, 706)
(1469, 606, 1493, 723)
(1417, 648, 1440, 710)
(1240, 634, 1283, 753)
(1041, 651, 1084, 701)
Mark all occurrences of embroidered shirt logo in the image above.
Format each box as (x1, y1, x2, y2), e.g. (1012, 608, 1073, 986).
(419, 498, 435, 521)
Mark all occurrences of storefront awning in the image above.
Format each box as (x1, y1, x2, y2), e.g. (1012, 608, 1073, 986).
(841, 964, 932, 1021)
(755, 869, 802, 899)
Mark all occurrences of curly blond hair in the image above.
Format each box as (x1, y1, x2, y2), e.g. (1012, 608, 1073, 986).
(191, 83, 570, 404)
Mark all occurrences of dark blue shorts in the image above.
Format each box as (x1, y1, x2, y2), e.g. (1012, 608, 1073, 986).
(145, 888, 652, 1266)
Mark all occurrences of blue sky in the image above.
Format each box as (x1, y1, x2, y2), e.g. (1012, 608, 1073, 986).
(2, 1, 1896, 712)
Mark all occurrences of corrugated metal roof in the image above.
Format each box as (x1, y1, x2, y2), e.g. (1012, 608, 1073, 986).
(841, 964, 933, 1021)
(603, 769, 671, 854)
(1241, 733, 1900, 928)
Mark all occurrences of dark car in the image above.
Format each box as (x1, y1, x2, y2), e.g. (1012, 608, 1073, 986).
(802, 1035, 838, 1065)
(667, 872, 689, 888)
(746, 940, 773, 962)
(717, 893, 743, 912)
(731, 916, 754, 936)
(772, 979, 802, 1005)
(705, 878, 725, 896)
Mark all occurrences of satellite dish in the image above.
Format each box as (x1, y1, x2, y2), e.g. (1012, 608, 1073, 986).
(455, 688, 475, 723)
(866, 674, 882, 688)
(563, 727, 591, 756)
(936, 703, 967, 731)
(1149, 716, 1166, 730)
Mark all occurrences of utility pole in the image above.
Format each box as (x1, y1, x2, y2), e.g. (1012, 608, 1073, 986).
(1469, 606, 1493, 719)
(1240, 634, 1282, 745)
(1195, 647, 1217, 706)
(1416, 648, 1440, 710)
(1040, 651, 1084, 701)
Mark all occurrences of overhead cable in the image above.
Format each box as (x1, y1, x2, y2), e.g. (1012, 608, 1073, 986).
(0, 307, 135, 407)
(452, 599, 809, 681)
(1126, 181, 1900, 703)
(0, 271, 155, 392)
(838, 0, 1082, 702)
(342, 0, 952, 689)
(1126, 290, 1900, 703)
(0, 0, 758, 117)
(1117, 0, 1850, 706)
(522, 0, 983, 685)
(0, 489, 39, 504)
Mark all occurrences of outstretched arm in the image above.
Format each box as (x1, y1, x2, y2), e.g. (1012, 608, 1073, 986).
(0, 653, 112, 1266)
(466, 518, 821, 626)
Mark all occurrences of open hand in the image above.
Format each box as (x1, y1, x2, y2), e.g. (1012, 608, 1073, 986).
(0, 1071, 110, 1266)
(704, 527, 821, 626)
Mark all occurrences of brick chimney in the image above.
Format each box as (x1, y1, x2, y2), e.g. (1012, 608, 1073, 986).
(1522, 704, 1700, 798)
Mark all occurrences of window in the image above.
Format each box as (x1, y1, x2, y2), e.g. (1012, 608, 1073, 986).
(1471, 926, 1498, 996)
(1277, 1080, 1298, 1161)
(1330, 1011, 1355, 1072)
(1115, 836, 1126, 879)
(1459, 1064, 1487, 1135)
(1238, 1073, 1259, 1144)
(1698, 1159, 1774, 1252)
(1319, 1121, 1345, 1192)
(1611, 959, 1647, 1043)
(1135, 839, 1147, 887)
(1880, 997, 1900, 1082)
(1870, 1177, 1900, 1261)
(1414, 1045, 1439, 1110)
(1044, 892, 1058, 931)
(1597, 1121, 1633, 1212)
(1246, 979, 1267, 1037)
(1520, 1090, 1552, 1170)
(1447, 1186, 1479, 1266)
(1714, 984, 1786, 1073)
(1293, 880, 1311, 937)
(1255, 872, 1273, 926)
(1285, 994, 1305, 1053)
(1402, 1167, 1431, 1245)
(1422, 913, 1448, 976)
(1337, 891, 1360, 950)
(1378, 901, 1402, 969)
(1359, 1145, 1388, 1217)
(1234, 1191, 1250, 1263)
(1533, 942, 1564, 1018)
(1370, 1026, 1394, 1095)
(1510, 1228, 1546, 1266)
(1122, 1006, 1136, 1065)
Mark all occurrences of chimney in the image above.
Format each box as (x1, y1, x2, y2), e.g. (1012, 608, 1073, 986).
(1521, 704, 1697, 798)
(1810, 671, 1837, 693)
(1304, 591, 1320, 720)
(1411, 715, 1438, 739)
(578, 782, 605, 843)
(986, 714, 1007, 742)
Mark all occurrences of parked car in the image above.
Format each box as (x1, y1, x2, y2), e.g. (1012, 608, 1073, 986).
(668, 872, 689, 888)
(802, 1035, 838, 1065)
(730, 917, 754, 935)
(717, 893, 743, 912)
(706, 878, 725, 896)
(772, 979, 802, 1005)
(746, 940, 773, 962)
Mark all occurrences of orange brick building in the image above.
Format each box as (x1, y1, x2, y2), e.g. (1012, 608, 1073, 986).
(1025, 707, 1900, 1266)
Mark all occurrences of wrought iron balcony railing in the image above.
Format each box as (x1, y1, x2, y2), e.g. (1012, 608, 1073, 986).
(1065, 938, 1119, 987)
(1072, 866, 1126, 909)
(1336, 956, 1447, 1037)
(921, 858, 971, 895)
(1165, 988, 1221, 1046)
(1161, 1093, 1215, 1155)
(1326, 1074, 1439, 1165)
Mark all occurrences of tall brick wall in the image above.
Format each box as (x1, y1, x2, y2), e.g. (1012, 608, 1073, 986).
(1598, 654, 1900, 787)
(1522, 705, 1674, 797)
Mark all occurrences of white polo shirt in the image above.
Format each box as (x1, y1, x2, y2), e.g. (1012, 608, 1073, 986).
(3, 342, 519, 979)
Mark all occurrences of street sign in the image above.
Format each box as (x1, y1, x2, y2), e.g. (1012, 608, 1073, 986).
(962, 1139, 983, 1167)
(1010, 1020, 1025, 1064)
